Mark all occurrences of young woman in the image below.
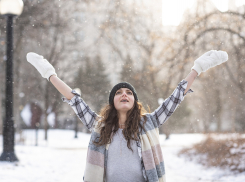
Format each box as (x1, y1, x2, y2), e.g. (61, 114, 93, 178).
(26, 50, 228, 182)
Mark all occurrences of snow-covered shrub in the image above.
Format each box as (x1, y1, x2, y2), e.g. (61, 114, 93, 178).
(178, 134, 245, 173)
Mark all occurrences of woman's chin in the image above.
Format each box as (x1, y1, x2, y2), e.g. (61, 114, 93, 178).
(117, 107, 132, 112)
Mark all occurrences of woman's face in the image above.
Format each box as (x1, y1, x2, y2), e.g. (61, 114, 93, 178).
(114, 88, 135, 112)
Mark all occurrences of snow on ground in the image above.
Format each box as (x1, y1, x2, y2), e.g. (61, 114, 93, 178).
(0, 130, 244, 182)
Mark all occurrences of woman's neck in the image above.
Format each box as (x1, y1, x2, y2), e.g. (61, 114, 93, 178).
(118, 112, 127, 129)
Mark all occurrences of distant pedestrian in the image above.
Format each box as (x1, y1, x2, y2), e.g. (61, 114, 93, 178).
(26, 50, 228, 182)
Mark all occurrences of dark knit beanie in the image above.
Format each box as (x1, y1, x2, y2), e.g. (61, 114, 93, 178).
(109, 82, 138, 104)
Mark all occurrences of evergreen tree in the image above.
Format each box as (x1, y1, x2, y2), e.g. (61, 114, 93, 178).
(75, 56, 111, 113)
(121, 55, 135, 83)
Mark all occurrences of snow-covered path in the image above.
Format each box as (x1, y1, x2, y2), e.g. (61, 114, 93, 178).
(0, 130, 244, 182)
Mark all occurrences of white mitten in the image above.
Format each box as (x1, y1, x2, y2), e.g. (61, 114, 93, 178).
(26, 52, 57, 81)
(191, 50, 228, 76)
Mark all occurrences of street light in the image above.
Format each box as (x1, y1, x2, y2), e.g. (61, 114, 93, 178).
(0, 0, 24, 162)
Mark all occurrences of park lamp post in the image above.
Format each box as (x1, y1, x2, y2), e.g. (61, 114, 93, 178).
(0, 0, 24, 162)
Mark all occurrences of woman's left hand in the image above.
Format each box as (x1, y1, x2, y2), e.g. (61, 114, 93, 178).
(191, 50, 228, 76)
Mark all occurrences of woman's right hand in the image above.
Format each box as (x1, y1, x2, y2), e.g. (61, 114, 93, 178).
(26, 52, 57, 81)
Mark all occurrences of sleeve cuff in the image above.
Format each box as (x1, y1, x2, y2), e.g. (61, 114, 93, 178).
(178, 80, 194, 96)
(61, 89, 81, 106)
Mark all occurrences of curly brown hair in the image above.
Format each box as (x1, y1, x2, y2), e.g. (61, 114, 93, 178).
(93, 100, 148, 151)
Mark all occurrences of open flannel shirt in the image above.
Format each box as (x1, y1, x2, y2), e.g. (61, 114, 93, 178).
(62, 80, 193, 182)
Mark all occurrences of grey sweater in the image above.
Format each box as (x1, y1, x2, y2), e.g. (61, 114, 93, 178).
(106, 128, 146, 182)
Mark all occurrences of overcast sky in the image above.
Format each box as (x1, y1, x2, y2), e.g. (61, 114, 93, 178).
(162, 0, 245, 26)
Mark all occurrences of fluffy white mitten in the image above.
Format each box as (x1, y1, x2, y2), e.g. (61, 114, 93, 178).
(26, 52, 57, 81)
(191, 50, 228, 76)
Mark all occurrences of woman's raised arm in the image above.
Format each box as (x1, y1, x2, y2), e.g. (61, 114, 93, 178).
(49, 75, 75, 100)
(26, 52, 74, 100)
(26, 52, 99, 131)
(183, 69, 198, 95)
(150, 50, 228, 127)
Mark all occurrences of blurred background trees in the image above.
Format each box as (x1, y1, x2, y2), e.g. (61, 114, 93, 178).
(0, 0, 245, 138)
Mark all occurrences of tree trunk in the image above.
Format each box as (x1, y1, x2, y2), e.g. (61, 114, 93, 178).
(216, 89, 222, 132)
(231, 106, 236, 132)
(44, 83, 49, 140)
(0, 94, 2, 135)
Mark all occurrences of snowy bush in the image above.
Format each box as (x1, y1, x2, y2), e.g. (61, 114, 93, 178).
(178, 134, 245, 173)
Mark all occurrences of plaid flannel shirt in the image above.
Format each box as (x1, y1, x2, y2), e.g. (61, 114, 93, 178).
(62, 79, 193, 182)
